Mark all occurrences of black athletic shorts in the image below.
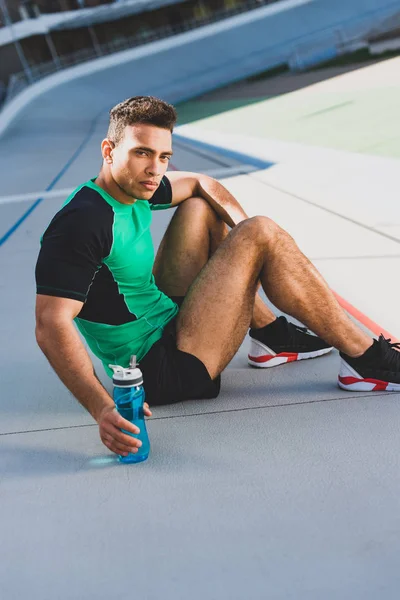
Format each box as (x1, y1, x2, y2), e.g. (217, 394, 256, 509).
(140, 296, 221, 406)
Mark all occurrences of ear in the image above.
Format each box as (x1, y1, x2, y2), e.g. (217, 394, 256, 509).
(101, 139, 115, 164)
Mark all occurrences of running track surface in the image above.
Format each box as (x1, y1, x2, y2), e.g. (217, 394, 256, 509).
(1, 59, 400, 600)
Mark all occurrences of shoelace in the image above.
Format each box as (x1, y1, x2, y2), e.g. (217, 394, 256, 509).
(293, 324, 308, 334)
(379, 335, 400, 371)
(283, 318, 309, 344)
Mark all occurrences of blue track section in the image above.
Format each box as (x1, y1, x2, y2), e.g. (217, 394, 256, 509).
(174, 133, 274, 170)
(0, 110, 103, 248)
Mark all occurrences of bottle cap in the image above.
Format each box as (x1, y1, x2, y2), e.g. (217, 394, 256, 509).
(109, 355, 143, 387)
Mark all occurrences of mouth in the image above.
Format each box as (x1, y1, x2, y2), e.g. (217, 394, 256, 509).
(140, 181, 159, 191)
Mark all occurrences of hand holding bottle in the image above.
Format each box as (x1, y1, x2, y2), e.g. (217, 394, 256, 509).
(98, 403, 152, 457)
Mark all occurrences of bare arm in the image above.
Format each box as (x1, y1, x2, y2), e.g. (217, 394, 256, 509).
(35, 294, 151, 456)
(35, 294, 113, 420)
(166, 171, 248, 227)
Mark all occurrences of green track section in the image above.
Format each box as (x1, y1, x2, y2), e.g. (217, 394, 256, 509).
(176, 65, 400, 159)
(176, 98, 269, 126)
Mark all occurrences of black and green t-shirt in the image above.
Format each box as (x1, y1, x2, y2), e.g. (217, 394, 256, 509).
(35, 176, 179, 377)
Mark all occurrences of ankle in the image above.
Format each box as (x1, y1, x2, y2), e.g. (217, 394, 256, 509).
(250, 316, 277, 330)
(343, 339, 373, 359)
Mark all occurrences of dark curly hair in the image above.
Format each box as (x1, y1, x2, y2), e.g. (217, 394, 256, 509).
(107, 96, 177, 144)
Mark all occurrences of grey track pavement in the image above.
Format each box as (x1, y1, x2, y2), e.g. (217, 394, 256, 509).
(1, 75, 400, 600)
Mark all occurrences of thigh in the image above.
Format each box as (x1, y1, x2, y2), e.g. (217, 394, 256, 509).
(140, 315, 221, 405)
(176, 219, 263, 379)
(153, 197, 226, 297)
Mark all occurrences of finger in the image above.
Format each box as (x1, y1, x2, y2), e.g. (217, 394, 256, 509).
(110, 409, 140, 434)
(114, 429, 143, 449)
(101, 435, 124, 456)
(101, 420, 142, 444)
(103, 424, 143, 448)
(102, 435, 139, 456)
(112, 442, 139, 456)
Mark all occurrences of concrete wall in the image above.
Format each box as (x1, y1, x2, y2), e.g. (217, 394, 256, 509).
(2, 0, 400, 137)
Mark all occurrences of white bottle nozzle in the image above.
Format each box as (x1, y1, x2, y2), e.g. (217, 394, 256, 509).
(109, 364, 124, 377)
(108, 361, 143, 387)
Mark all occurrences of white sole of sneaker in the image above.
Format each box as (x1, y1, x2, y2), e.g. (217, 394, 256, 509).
(338, 359, 400, 392)
(248, 338, 333, 368)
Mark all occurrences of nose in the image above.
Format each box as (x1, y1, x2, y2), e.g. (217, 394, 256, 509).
(146, 156, 161, 177)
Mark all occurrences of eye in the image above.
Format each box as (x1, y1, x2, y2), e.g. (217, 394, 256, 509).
(161, 156, 171, 162)
(136, 150, 147, 157)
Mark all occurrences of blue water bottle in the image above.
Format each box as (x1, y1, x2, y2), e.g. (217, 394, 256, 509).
(109, 356, 150, 464)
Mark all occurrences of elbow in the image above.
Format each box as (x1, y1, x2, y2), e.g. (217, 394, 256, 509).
(197, 174, 215, 192)
(35, 314, 64, 348)
(35, 296, 78, 349)
(35, 321, 49, 349)
(35, 308, 50, 346)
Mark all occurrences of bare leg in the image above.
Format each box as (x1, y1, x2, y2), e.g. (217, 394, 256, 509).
(153, 196, 275, 329)
(175, 216, 372, 379)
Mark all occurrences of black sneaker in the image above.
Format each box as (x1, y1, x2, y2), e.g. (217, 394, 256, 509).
(339, 335, 400, 391)
(248, 315, 333, 368)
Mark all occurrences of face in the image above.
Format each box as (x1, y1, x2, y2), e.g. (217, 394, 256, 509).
(104, 123, 173, 201)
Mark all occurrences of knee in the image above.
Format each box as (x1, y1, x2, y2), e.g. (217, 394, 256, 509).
(239, 216, 284, 246)
(175, 196, 221, 225)
(176, 196, 211, 214)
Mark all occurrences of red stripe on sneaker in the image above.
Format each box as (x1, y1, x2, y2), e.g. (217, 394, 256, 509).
(373, 382, 389, 391)
(338, 375, 389, 390)
(286, 353, 298, 363)
(248, 352, 299, 363)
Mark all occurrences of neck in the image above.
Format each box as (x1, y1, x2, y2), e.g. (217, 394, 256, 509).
(95, 169, 136, 206)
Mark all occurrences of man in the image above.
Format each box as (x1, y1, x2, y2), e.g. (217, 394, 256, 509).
(35, 96, 400, 459)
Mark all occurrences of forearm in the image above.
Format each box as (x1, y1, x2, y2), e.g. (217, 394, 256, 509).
(196, 175, 249, 227)
(36, 321, 114, 422)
